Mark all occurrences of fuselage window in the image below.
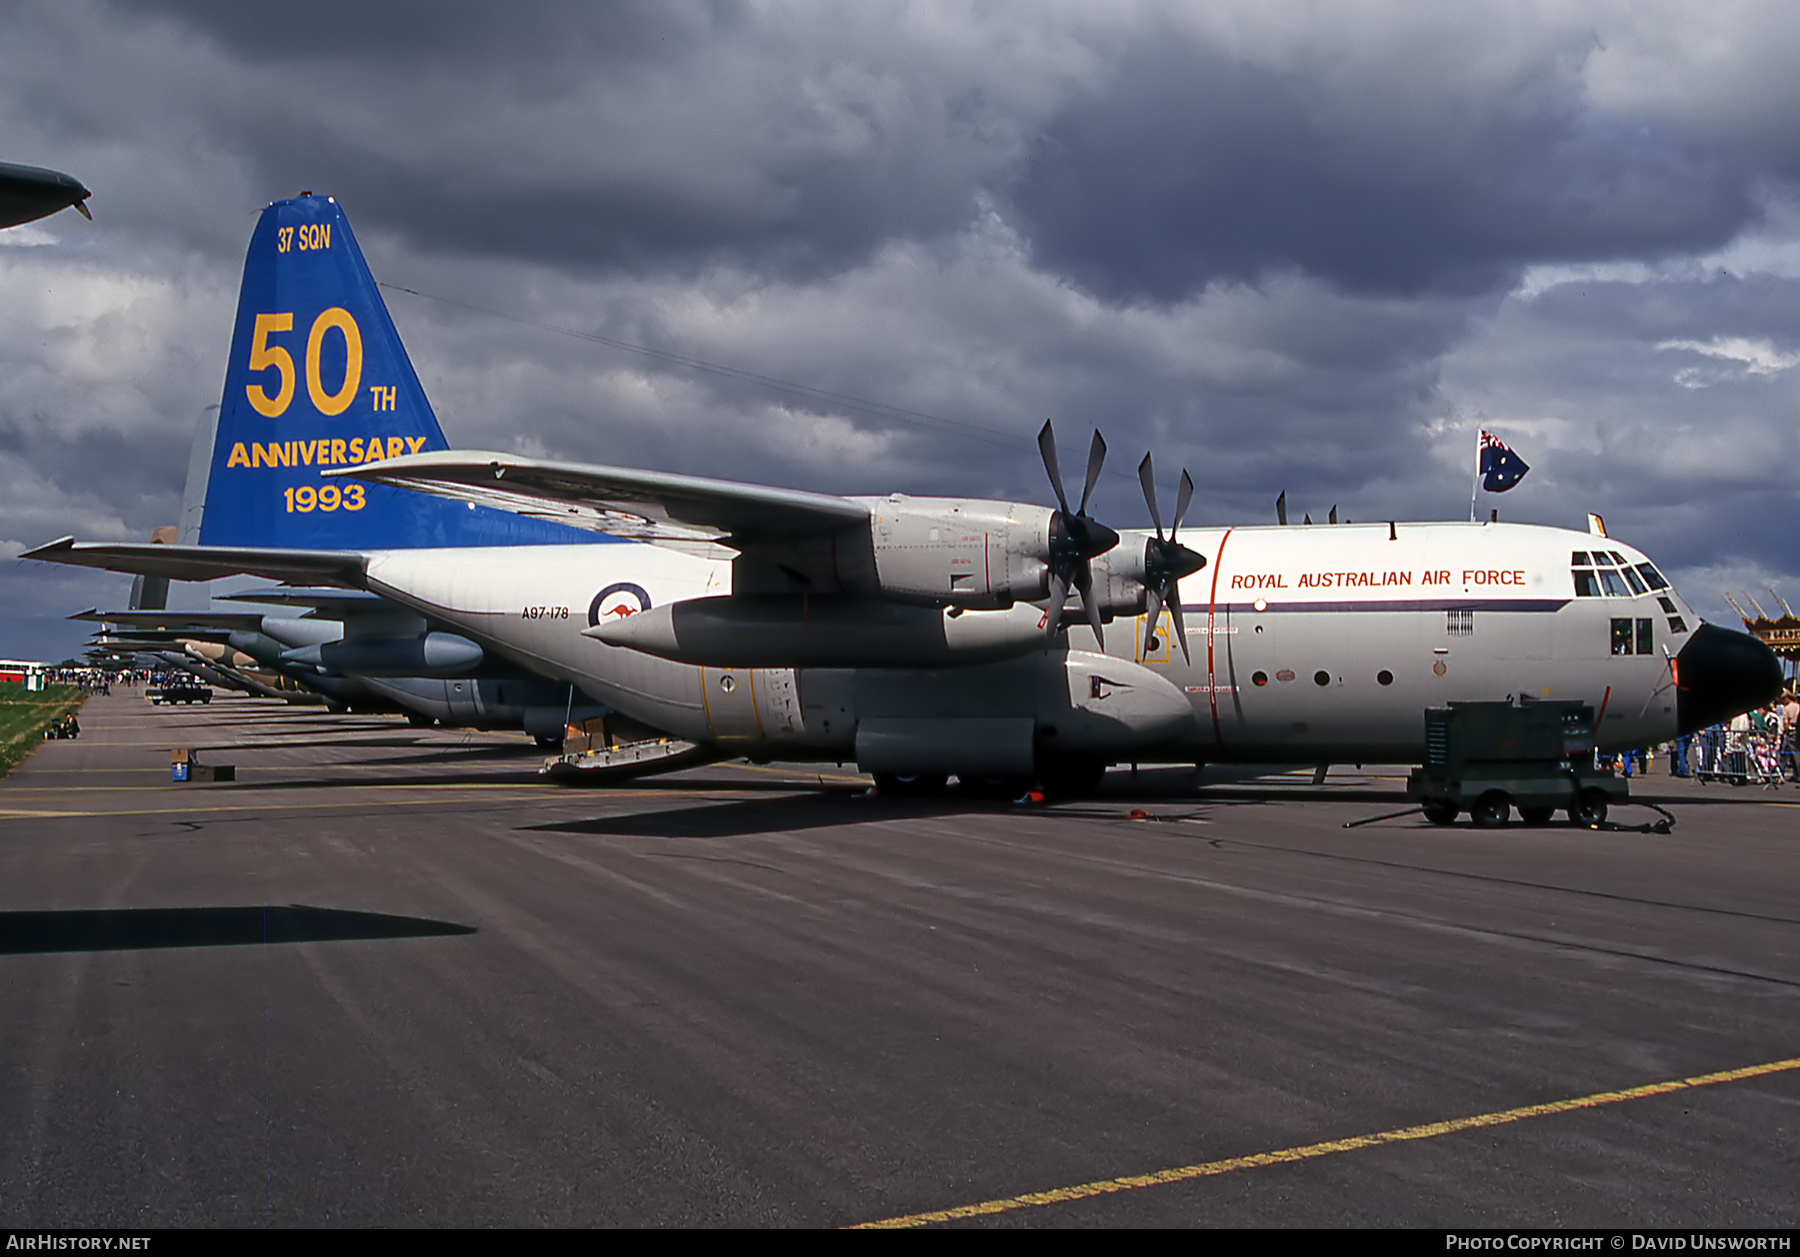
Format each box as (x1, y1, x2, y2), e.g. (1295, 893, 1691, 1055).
(1314, 670, 1331, 686)
(1668, 616, 1688, 634)
(1377, 669, 1394, 686)
(1610, 618, 1656, 654)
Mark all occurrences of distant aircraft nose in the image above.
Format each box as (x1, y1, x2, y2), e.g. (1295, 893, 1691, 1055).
(1675, 622, 1784, 734)
(0, 161, 92, 229)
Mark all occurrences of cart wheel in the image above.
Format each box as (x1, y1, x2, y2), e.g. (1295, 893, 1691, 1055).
(1569, 788, 1609, 827)
(1471, 791, 1511, 828)
(1519, 805, 1554, 826)
(1421, 800, 1458, 826)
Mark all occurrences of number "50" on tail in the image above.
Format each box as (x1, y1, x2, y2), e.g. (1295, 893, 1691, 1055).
(245, 307, 363, 418)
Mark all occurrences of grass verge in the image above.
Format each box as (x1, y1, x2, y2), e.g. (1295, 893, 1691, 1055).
(0, 685, 87, 778)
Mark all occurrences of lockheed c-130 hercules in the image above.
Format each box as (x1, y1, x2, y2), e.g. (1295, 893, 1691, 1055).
(26, 195, 1783, 815)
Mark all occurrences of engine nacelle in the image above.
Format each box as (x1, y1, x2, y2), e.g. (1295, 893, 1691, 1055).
(863, 496, 1055, 607)
(740, 497, 1059, 609)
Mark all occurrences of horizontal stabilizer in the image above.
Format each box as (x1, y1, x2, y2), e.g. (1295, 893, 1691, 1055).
(23, 537, 367, 586)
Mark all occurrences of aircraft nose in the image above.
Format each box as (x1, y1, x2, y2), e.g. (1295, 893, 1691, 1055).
(1676, 622, 1784, 734)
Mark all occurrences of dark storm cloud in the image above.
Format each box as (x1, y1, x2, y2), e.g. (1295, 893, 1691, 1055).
(118, 0, 743, 68)
(1010, 31, 1757, 301)
(97, 0, 1013, 282)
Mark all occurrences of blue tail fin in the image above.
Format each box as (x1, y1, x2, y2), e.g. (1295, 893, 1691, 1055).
(192, 194, 590, 550)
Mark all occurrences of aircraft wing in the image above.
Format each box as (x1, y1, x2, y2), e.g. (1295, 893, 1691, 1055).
(329, 452, 870, 545)
(219, 587, 391, 613)
(69, 608, 268, 631)
(21, 538, 367, 587)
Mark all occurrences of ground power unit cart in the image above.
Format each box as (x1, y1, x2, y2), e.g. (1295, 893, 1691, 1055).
(1406, 699, 1626, 827)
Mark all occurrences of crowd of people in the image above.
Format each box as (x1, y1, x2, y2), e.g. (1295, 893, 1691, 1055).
(1670, 689, 1800, 785)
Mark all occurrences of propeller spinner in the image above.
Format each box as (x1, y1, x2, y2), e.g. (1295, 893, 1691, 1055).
(1137, 453, 1207, 664)
(1038, 420, 1119, 648)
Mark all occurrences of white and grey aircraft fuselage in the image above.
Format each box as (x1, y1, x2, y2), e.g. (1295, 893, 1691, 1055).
(345, 517, 1738, 775)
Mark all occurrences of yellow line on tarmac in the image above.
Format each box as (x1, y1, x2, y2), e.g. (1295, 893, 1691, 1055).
(853, 1055, 1800, 1228)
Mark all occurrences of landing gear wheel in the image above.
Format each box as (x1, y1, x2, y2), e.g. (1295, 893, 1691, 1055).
(873, 772, 949, 797)
(956, 774, 1032, 800)
(1036, 752, 1107, 800)
(406, 713, 436, 728)
(1421, 800, 1459, 826)
(1569, 789, 1609, 827)
(1518, 805, 1554, 826)
(1471, 791, 1511, 828)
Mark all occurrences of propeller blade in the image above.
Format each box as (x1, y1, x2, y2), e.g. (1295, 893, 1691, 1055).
(1037, 420, 1069, 513)
(1079, 430, 1106, 515)
(1142, 586, 1164, 659)
(1075, 563, 1104, 649)
(1138, 453, 1164, 540)
(1166, 595, 1191, 665)
(1172, 470, 1193, 540)
(1044, 570, 1069, 648)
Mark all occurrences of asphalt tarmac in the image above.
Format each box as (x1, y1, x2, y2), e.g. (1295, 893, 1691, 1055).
(2, 688, 1798, 1228)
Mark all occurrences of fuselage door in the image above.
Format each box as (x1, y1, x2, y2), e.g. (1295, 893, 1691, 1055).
(700, 666, 762, 741)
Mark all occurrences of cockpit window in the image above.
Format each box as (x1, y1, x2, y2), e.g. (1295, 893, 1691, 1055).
(1574, 570, 1600, 597)
(1571, 551, 1590, 566)
(1621, 566, 1647, 595)
(1599, 569, 1630, 597)
(1635, 562, 1669, 591)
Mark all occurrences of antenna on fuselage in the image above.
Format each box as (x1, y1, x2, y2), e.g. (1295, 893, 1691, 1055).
(1328, 505, 1337, 524)
(1275, 492, 1287, 526)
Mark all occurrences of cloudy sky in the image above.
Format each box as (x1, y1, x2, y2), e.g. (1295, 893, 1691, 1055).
(4, 0, 1800, 659)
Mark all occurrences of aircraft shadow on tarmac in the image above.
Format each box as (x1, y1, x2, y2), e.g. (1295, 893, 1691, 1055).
(0, 904, 477, 956)
(527, 790, 965, 840)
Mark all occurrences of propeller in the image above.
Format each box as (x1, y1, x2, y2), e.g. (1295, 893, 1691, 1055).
(1038, 420, 1119, 648)
(1137, 453, 1207, 664)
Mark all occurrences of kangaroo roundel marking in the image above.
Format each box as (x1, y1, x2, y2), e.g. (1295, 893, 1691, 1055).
(589, 582, 652, 626)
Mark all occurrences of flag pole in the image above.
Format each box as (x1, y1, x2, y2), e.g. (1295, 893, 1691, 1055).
(1470, 429, 1480, 521)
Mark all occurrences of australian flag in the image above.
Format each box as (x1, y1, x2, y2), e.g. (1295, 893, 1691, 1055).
(1479, 430, 1530, 493)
